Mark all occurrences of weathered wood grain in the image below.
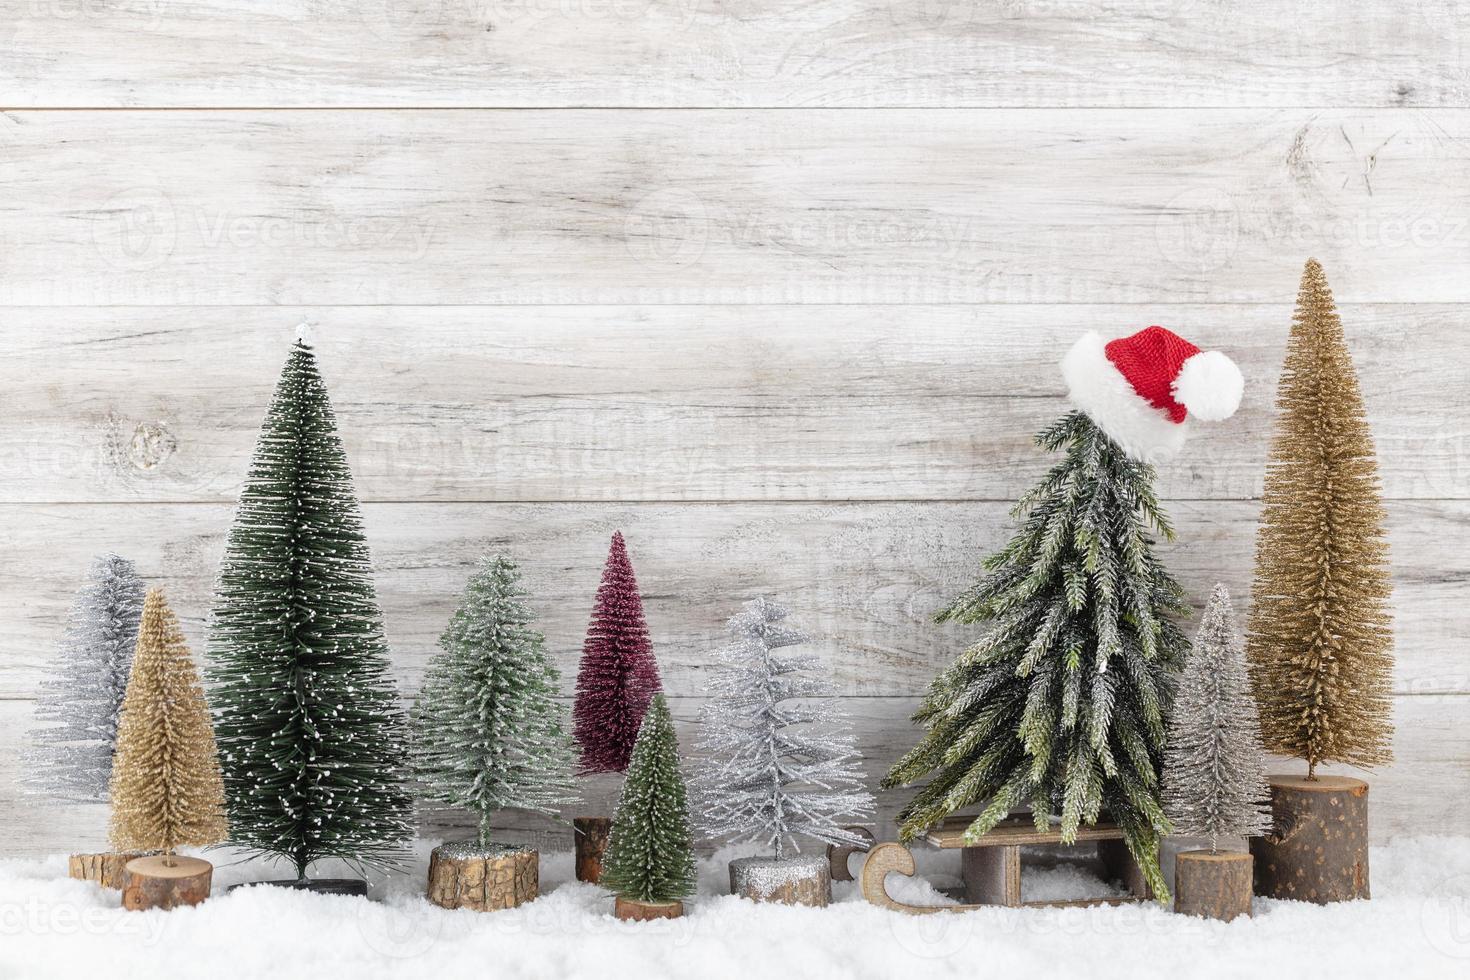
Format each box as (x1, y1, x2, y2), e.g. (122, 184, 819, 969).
(3, 2, 1466, 108)
(4, 110, 1468, 305)
(1, 696, 1462, 860)
(1, 500, 1464, 698)
(1, 307, 1463, 503)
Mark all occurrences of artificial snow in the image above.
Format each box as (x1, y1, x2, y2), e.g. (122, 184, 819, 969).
(4, 837, 1470, 979)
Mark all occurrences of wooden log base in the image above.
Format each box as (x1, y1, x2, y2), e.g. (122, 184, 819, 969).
(1175, 850, 1253, 921)
(574, 817, 613, 885)
(729, 855, 831, 907)
(68, 851, 150, 890)
(826, 826, 876, 882)
(426, 843, 538, 911)
(1251, 775, 1370, 904)
(121, 855, 212, 911)
(614, 896, 684, 921)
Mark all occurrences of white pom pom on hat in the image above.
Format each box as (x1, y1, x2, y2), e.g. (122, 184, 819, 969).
(1061, 325, 1242, 460)
(1172, 349, 1244, 422)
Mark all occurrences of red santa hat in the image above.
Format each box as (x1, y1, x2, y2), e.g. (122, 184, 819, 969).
(1060, 325, 1243, 459)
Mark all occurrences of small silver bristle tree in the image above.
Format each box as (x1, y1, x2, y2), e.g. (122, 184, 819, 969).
(24, 554, 146, 803)
(694, 597, 872, 859)
(1162, 584, 1272, 852)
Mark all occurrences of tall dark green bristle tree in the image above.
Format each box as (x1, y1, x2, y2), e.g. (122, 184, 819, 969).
(209, 329, 412, 881)
(885, 327, 1244, 902)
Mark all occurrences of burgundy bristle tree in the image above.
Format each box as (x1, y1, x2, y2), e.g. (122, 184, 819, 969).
(573, 532, 663, 774)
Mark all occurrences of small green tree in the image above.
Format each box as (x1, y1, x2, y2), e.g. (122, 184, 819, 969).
(885, 411, 1190, 900)
(410, 556, 577, 848)
(601, 694, 695, 904)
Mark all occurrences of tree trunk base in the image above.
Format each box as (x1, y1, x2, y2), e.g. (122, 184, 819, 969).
(614, 896, 684, 921)
(426, 843, 538, 911)
(121, 855, 212, 911)
(1175, 850, 1253, 921)
(1251, 775, 1369, 904)
(68, 851, 149, 890)
(574, 817, 613, 884)
(729, 855, 830, 907)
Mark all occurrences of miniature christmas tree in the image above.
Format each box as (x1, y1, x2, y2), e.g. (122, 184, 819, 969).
(885, 326, 1243, 901)
(209, 330, 412, 880)
(1246, 259, 1394, 777)
(1162, 585, 1271, 852)
(24, 554, 145, 803)
(574, 531, 662, 774)
(601, 694, 696, 905)
(410, 556, 577, 848)
(694, 597, 873, 858)
(109, 589, 227, 859)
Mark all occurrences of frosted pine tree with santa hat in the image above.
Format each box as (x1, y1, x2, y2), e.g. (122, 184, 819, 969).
(884, 325, 1243, 903)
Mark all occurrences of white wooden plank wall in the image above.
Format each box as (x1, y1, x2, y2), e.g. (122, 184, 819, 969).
(1, 1, 1466, 857)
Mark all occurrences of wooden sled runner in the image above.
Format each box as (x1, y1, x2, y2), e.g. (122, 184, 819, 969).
(862, 818, 1152, 913)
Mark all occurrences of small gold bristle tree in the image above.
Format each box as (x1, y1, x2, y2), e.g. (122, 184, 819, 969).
(1246, 258, 1394, 778)
(109, 589, 228, 863)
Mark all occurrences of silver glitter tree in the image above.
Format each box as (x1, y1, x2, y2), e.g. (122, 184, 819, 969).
(1162, 584, 1272, 852)
(23, 555, 146, 802)
(694, 597, 873, 858)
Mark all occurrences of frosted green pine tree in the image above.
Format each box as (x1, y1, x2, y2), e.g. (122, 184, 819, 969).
(884, 410, 1190, 901)
(410, 556, 577, 849)
(209, 330, 413, 879)
(601, 694, 696, 904)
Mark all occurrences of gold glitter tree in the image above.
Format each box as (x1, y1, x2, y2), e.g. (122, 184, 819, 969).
(109, 589, 227, 861)
(1246, 258, 1393, 777)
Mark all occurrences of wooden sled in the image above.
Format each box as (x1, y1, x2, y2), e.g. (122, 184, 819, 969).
(862, 818, 1152, 913)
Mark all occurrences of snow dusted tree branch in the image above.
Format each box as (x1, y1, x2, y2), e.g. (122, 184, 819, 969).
(694, 597, 873, 859)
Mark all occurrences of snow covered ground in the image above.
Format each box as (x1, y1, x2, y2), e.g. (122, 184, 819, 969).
(4, 837, 1470, 980)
